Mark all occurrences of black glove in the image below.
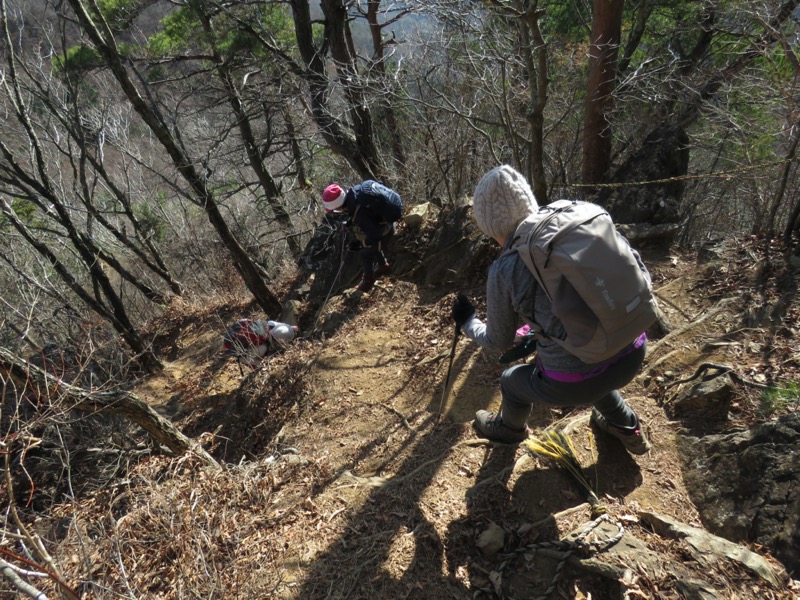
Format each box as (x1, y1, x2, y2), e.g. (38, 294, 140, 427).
(499, 335, 537, 364)
(451, 293, 476, 327)
(349, 240, 362, 252)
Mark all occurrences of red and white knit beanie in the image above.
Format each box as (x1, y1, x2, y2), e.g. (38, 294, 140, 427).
(322, 184, 347, 212)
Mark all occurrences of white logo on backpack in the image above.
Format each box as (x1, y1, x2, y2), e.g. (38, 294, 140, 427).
(505, 199, 659, 364)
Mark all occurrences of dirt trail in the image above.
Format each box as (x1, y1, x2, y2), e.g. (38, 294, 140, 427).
(118, 245, 796, 599)
(237, 270, 707, 597)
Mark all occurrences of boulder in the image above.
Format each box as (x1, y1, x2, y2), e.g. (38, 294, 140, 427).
(640, 511, 782, 587)
(596, 124, 689, 226)
(679, 413, 800, 575)
(403, 202, 436, 229)
(669, 374, 735, 418)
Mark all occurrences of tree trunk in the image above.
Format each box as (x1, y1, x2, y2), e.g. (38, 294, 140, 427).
(765, 128, 800, 237)
(520, 5, 549, 203)
(582, 0, 624, 193)
(199, 9, 302, 258)
(66, 0, 283, 316)
(0, 196, 163, 373)
(290, 0, 385, 181)
(366, 0, 407, 178)
(78, 151, 185, 296)
(283, 105, 311, 190)
(321, 0, 383, 179)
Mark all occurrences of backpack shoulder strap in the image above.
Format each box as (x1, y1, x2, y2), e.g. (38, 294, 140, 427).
(500, 216, 552, 341)
(503, 214, 545, 288)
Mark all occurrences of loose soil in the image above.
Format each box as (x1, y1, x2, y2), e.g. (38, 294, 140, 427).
(47, 237, 800, 599)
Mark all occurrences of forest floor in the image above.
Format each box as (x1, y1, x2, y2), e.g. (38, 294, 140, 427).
(49, 236, 800, 599)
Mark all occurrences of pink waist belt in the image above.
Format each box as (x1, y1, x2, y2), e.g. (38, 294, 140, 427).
(538, 332, 647, 383)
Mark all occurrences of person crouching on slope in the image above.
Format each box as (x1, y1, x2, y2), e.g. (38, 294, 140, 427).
(450, 165, 651, 455)
(223, 319, 299, 369)
(321, 182, 399, 293)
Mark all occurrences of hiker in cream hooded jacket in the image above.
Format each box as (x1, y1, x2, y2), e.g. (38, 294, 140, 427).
(450, 165, 651, 454)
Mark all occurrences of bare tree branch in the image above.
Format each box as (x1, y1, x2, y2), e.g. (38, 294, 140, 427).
(0, 346, 221, 470)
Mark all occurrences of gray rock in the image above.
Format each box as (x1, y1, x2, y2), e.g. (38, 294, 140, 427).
(477, 522, 505, 558)
(679, 413, 800, 575)
(280, 299, 301, 326)
(670, 374, 734, 417)
(403, 202, 436, 229)
(675, 578, 719, 600)
(640, 510, 781, 587)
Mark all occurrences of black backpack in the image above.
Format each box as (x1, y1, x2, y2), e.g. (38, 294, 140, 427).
(353, 180, 403, 223)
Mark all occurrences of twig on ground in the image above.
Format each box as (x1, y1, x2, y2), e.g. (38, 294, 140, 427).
(333, 438, 494, 489)
(641, 298, 737, 371)
(471, 453, 534, 490)
(357, 400, 412, 429)
(653, 290, 694, 321)
(662, 362, 771, 390)
(0, 558, 49, 600)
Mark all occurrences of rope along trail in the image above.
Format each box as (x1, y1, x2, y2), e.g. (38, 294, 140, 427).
(481, 514, 625, 600)
(562, 155, 800, 189)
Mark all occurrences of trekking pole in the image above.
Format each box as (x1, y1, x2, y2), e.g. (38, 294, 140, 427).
(437, 323, 461, 420)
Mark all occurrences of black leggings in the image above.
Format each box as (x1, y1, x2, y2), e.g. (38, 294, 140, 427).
(352, 224, 394, 278)
(497, 342, 647, 429)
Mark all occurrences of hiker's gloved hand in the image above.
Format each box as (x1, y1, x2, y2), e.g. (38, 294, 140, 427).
(499, 335, 537, 364)
(451, 293, 476, 327)
(349, 240, 362, 252)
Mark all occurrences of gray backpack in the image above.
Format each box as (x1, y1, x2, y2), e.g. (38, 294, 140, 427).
(506, 199, 658, 364)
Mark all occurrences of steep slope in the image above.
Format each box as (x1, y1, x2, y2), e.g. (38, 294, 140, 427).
(43, 237, 799, 599)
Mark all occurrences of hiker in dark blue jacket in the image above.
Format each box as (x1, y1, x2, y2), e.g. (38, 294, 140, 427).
(450, 165, 651, 455)
(322, 181, 401, 292)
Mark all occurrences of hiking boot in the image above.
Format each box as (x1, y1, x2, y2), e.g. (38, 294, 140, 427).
(590, 408, 652, 455)
(374, 261, 391, 278)
(356, 275, 376, 293)
(474, 410, 529, 444)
